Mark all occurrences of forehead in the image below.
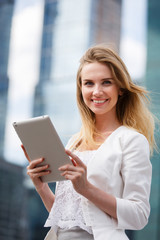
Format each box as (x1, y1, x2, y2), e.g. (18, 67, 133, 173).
(81, 62, 112, 79)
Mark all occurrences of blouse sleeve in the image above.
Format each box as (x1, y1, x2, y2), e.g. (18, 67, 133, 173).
(116, 132, 152, 230)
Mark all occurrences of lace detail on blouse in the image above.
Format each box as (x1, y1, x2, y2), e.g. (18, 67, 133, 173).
(45, 150, 96, 234)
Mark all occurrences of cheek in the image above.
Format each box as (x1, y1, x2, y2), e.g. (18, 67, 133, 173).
(109, 86, 120, 99)
(81, 89, 91, 107)
(81, 87, 90, 100)
(81, 88, 87, 103)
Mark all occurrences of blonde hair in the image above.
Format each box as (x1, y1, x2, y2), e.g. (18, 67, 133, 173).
(73, 44, 155, 152)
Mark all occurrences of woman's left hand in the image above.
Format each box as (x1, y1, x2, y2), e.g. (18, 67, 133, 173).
(60, 150, 117, 220)
(59, 149, 89, 195)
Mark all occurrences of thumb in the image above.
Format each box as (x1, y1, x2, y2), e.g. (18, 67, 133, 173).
(65, 149, 86, 168)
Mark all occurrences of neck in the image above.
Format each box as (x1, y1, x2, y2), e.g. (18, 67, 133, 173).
(95, 113, 121, 134)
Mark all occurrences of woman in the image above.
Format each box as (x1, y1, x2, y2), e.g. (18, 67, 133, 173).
(22, 45, 155, 240)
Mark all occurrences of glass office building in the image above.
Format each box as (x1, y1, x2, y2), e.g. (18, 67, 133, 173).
(0, 1, 30, 239)
(0, 158, 28, 240)
(133, 0, 160, 239)
(0, 0, 14, 157)
(33, 0, 122, 145)
(33, 0, 58, 118)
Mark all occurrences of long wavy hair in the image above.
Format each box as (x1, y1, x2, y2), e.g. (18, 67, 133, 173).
(72, 44, 155, 152)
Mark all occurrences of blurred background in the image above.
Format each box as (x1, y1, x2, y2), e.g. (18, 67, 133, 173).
(0, 0, 160, 239)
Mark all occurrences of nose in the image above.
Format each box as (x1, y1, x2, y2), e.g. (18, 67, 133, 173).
(93, 84, 103, 96)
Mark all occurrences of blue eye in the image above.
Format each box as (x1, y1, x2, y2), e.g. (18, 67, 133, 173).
(103, 80, 111, 85)
(84, 81, 93, 86)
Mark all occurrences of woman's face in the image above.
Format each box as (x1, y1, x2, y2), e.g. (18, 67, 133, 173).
(81, 62, 121, 119)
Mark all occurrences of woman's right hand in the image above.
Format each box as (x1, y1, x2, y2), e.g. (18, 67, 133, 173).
(21, 145, 50, 192)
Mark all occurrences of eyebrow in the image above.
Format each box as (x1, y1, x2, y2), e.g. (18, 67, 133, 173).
(82, 78, 114, 82)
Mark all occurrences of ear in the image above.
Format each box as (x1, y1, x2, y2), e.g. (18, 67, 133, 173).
(118, 88, 123, 96)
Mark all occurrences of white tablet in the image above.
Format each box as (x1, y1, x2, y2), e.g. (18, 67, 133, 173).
(13, 115, 70, 183)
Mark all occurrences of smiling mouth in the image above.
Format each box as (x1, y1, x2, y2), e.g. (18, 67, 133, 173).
(92, 99, 108, 103)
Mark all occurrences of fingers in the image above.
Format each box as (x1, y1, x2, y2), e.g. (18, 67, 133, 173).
(59, 164, 85, 173)
(59, 165, 82, 180)
(27, 158, 50, 179)
(59, 164, 76, 172)
(65, 149, 86, 169)
(59, 163, 86, 179)
(28, 157, 44, 169)
(60, 152, 88, 194)
(27, 162, 49, 173)
(21, 144, 31, 162)
(27, 165, 50, 178)
(71, 158, 77, 166)
(61, 150, 87, 180)
(61, 171, 81, 180)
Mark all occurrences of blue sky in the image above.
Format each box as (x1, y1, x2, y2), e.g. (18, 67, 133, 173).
(4, 0, 147, 165)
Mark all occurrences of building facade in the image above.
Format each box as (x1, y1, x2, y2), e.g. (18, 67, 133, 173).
(0, 158, 28, 240)
(33, 0, 58, 117)
(0, 0, 14, 157)
(33, 0, 122, 146)
(0, 2, 32, 240)
(89, 0, 122, 50)
(133, 0, 160, 239)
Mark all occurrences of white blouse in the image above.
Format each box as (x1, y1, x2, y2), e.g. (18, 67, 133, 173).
(44, 126, 152, 240)
(44, 150, 96, 234)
